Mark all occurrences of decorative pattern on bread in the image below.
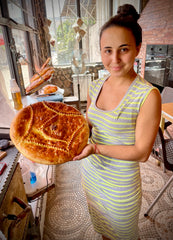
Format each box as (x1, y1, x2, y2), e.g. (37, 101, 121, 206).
(10, 102, 89, 164)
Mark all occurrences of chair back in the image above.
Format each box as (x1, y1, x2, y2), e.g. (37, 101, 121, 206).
(164, 138, 173, 171)
(161, 87, 173, 104)
(151, 127, 173, 172)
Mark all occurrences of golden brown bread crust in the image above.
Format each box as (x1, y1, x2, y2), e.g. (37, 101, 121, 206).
(40, 57, 51, 70)
(30, 67, 50, 83)
(29, 57, 51, 83)
(10, 102, 89, 164)
(26, 68, 55, 94)
(43, 85, 58, 94)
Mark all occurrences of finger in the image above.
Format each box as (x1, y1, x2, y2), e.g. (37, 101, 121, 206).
(73, 155, 81, 161)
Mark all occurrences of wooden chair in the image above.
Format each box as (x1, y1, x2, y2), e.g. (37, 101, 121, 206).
(144, 127, 173, 217)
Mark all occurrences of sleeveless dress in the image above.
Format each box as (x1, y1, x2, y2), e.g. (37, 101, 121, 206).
(81, 74, 156, 240)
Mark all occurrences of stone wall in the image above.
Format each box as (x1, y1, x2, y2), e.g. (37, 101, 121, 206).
(51, 63, 104, 96)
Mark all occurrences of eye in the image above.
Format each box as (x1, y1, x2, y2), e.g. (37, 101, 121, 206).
(104, 49, 112, 54)
(120, 47, 129, 53)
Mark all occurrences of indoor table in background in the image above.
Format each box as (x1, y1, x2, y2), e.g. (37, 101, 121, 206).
(160, 102, 173, 131)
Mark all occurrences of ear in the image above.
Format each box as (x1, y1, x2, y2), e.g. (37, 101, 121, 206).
(136, 43, 141, 56)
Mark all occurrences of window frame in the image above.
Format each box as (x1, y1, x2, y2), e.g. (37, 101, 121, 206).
(0, 0, 42, 96)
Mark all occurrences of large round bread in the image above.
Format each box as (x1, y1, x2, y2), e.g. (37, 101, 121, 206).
(10, 101, 89, 164)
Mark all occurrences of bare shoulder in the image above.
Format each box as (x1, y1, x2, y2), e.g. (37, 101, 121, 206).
(140, 87, 162, 123)
(144, 88, 161, 108)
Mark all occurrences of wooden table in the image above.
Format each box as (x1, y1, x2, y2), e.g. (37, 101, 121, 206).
(160, 102, 173, 131)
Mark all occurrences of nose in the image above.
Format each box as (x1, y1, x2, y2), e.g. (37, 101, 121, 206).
(112, 51, 120, 63)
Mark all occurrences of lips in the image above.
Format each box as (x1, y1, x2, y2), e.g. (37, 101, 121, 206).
(111, 65, 122, 71)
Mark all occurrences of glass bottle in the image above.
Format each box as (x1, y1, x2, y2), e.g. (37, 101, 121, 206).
(10, 79, 23, 110)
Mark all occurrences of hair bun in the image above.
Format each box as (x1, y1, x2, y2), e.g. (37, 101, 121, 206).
(117, 4, 140, 21)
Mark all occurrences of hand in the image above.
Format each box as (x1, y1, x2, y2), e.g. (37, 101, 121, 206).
(73, 144, 95, 161)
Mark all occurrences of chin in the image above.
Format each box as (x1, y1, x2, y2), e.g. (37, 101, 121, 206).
(111, 71, 124, 78)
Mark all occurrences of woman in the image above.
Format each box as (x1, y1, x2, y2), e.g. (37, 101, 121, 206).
(73, 4, 161, 240)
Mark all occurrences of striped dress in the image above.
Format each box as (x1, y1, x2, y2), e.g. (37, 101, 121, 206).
(81, 74, 155, 240)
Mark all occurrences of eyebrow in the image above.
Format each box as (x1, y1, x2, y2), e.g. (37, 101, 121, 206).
(103, 44, 130, 49)
(119, 44, 129, 47)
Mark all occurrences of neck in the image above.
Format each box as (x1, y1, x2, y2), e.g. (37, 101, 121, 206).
(108, 70, 137, 87)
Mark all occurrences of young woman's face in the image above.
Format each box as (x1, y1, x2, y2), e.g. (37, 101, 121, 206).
(100, 26, 141, 78)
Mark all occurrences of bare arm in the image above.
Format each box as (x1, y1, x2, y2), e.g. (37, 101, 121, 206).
(74, 88, 161, 162)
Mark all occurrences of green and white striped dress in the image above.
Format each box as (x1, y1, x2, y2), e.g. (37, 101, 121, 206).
(81, 74, 155, 240)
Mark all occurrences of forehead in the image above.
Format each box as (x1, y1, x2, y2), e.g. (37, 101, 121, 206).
(100, 26, 136, 48)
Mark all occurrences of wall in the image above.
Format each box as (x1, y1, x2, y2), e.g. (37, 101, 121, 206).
(138, 0, 173, 77)
(51, 63, 104, 96)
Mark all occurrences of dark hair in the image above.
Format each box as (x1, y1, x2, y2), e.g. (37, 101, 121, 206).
(100, 4, 142, 47)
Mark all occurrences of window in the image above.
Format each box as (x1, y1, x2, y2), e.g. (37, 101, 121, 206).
(0, 0, 41, 99)
(45, 0, 102, 66)
(11, 28, 30, 88)
(0, 26, 11, 99)
(8, 0, 24, 24)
